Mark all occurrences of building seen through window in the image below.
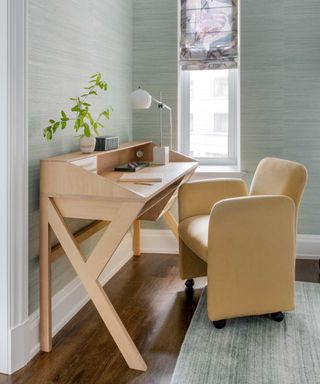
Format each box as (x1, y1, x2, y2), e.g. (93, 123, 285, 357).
(189, 70, 230, 159)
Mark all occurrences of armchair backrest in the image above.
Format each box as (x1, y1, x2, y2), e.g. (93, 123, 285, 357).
(249, 157, 307, 214)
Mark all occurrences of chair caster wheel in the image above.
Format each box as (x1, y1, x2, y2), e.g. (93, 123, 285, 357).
(213, 319, 226, 329)
(270, 312, 284, 322)
(185, 279, 194, 297)
(185, 279, 194, 290)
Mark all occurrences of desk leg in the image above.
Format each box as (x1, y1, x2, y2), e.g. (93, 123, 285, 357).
(46, 198, 147, 371)
(133, 220, 141, 256)
(163, 211, 179, 240)
(40, 196, 52, 352)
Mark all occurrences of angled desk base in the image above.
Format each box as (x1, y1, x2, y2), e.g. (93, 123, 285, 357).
(40, 141, 197, 371)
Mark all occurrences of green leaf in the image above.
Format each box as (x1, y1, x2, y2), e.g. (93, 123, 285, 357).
(43, 127, 50, 138)
(69, 97, 77, 101)
(45, 128, 53, 140)
(102, 110, 110, 119)
(61, 110, 67, 119)
(97, 122, 104, 128)
(87, 112, 94, 125)
(71, 105, 80, 112)
(90, 73, 98, 79)
(89, 90, 97, 96)
(49, 119, 55, 124)
(61, 121, 67, 129)
(83, 123, 91, 137)
(83, 102, 91, 107)
(52, 122, 60, 133)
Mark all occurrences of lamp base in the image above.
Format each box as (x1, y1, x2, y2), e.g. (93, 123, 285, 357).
(153, 146, 169, 165)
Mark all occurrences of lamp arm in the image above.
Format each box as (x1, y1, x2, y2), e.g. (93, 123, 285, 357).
(169, 107, 172, 149)
(151, 96, 171, 111)
(151, 95, 173, 149)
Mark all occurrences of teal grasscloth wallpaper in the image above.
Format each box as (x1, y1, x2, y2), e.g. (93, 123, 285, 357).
(240, 0, 320, 234)
(28, 0, 133, 313)
(132, 0, 179, 230)
(132, 0, 320, 235)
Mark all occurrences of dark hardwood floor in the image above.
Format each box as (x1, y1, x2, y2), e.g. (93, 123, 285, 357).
(0, 255, 319, 384)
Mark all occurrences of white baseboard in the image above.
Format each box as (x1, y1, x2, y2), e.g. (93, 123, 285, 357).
(9, 232, 133, 373)
(140, 229, 179, 254)
(296, 234, 320, 260)
(140, 229, 320, 260)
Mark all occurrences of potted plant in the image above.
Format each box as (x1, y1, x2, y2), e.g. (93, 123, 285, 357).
(43, 73, 113, 153)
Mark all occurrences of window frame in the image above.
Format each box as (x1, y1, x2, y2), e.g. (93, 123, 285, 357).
(180, 69, 238, 165)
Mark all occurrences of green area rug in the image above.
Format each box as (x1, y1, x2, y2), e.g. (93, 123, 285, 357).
(171, 282, 320, 384)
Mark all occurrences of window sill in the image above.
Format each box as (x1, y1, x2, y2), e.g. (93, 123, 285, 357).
(192, 165, 245, 180)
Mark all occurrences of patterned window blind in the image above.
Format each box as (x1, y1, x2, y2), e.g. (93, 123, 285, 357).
(180, 0, 238, 70)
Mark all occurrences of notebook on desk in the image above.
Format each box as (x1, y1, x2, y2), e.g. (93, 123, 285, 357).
(119, 173, 163, 182)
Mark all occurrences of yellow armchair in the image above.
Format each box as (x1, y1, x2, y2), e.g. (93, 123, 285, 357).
(178, 158, 307, 328)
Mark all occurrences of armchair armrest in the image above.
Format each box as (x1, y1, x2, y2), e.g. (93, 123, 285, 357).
(207, 195, 296, 320)
(179, 178, 248, 222)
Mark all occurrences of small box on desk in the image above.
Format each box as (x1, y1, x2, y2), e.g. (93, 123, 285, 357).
(153, 146, 169, 165)
(95, 136, 119, 151)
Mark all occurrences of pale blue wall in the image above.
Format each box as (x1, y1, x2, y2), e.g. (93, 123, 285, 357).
(133, 0, 320, 234)
(28, 0, 133, 313)
(240, 0, 320, 234)
(132, 0, 178, 148)
(132, 0, 178, 230)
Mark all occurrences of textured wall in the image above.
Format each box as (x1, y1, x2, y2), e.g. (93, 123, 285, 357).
(28, 0, 133, 313)
(132, 0, 178, 148)
(132, 0, 178, 229)
(133, 0, 320, 234)
(240, 0, 320, 234)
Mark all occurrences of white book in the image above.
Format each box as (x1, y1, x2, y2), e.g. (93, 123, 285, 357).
(119, 173, 163, 182)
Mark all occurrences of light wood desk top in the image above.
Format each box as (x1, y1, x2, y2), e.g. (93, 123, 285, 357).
(101, 162, 197, 200)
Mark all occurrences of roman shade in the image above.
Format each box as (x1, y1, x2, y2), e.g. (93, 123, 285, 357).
(180, 0, 238, 70)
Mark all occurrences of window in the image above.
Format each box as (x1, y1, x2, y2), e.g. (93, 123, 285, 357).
(179, 0, 239, 165)
(214, 113, 228, 133)
(181, 69, 238, 164)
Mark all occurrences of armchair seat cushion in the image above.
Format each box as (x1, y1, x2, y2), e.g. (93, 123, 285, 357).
(179, 215, 209, 262)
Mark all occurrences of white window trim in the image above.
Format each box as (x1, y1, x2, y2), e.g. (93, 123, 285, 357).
(180, 69, 239, 166)
(0, 0, 10, 373)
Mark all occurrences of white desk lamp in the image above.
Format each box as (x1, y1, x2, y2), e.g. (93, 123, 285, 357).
(131, 87, 172, 165)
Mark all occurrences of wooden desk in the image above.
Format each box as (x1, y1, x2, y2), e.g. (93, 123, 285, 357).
(40, 141, 197, 371)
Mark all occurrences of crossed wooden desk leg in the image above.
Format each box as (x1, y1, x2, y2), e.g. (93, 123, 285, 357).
(133, 220, 141, 256)
(40, 196, 147, 371)
(132, 211, 179, 256)
(162, 211, 179, 240)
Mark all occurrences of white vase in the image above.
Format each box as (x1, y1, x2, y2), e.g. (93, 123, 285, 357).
(80, 136, 96, 154)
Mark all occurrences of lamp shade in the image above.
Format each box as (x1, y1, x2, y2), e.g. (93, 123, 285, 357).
(131, 88, 152, 109)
